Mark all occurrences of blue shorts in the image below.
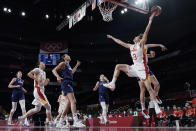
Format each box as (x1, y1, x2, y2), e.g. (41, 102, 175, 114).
(136, 69, 154, 81)
(99, 94, 109, 104)
(61, 79, 74, 96)
(12, 91, 25, 102)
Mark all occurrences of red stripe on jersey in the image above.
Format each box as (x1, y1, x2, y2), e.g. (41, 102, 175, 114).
(34, 80, 47, 104)
(35, 80, 38, 88)
(36, 87, 47, 104)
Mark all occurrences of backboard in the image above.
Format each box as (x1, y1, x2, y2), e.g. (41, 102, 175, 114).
(108, 0, 149, 14)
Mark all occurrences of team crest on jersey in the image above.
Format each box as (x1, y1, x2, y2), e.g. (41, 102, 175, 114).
(18, 79, 23, 84)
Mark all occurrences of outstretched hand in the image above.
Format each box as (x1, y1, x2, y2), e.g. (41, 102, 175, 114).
(77, 60, 81, 66)
(160, 45, 168, 51)
(107, 34, 113, 39)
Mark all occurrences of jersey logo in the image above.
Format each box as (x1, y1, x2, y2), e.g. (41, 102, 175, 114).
(131, 48, 137, 52)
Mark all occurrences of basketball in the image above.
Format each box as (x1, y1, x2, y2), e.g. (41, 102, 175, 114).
(151, 5, 162, 16)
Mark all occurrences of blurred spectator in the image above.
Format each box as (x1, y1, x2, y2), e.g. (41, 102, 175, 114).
(148, 100, 158, 127)
(0, 106, 8, 120)
(157, 107, 167, 127)
(177, 107, 184, 126)
(127, 108, 133, 116)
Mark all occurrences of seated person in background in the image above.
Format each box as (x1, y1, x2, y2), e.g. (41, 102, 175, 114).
(148, 100, 158, 127)
(127, 108, 133, 116)
(184, 104, 194, 127)
(0, 106, 8, 120)
(177, 107, 184, 126)
(167, 105, 178, 127)
(157, 107, 167, 127)
(173, 106, 180, 128)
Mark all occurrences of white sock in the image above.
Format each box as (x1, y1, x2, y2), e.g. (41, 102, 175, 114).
(24, 118, 28, 124)
(8, 117, 12, 122)
(54, 118, 57, 123)
(141, 103, 145, 111)
(73, 113, 78, 123)
(59, 116, 64, 124)
(66, 119, 69, 125)
(103, 115, 107, 123)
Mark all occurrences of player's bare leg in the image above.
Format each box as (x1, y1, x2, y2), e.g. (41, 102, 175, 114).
(43, 103, 52, 122)
(19, 100, 29, 126)
(104, 64, 129, 91)
(57, 97, 70, 128)
(18, 105, 41, 123)
(138, 81, 150, 119)
(8, 102, 17, 125)
(143, 80, 161, 114)
(150, 75, 162, 104)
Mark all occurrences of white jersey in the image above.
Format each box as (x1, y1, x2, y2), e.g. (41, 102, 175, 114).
(33, 68, 46, 89)
(32, 68, 49, 106)
(127, 43, 150, 80)
(130, 43, 148, 66)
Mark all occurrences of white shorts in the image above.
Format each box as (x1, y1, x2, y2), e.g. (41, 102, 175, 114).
(58, 104, 66, 114)
(32, 87, 49, 107)
(126, 64, 150, 81)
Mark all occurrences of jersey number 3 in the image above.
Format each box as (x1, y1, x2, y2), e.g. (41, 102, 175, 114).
(133, 54, 137, 60)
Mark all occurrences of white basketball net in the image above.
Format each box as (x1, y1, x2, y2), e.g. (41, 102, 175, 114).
(98, 1, 117, 22)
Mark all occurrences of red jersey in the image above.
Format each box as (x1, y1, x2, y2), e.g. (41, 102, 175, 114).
(173, 109, 179, 117)
(186, 108, 193, 117)
(178, 110, 184, 117)
(192, 98, 196, 106)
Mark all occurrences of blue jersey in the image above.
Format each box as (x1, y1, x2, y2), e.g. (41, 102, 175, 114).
(61, 62, 73, 80)
(98, 81, 108, 95)
(98, 81, 109, 104)
(12, 78, 25, 102)
(13, 78, 23, 92)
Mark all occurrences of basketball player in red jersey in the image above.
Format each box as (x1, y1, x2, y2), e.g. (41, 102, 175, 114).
(104, 12, 161, 115)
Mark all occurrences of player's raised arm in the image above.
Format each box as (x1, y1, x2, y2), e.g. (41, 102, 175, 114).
(146, 44, 168, 51)
(93, 81, 99, 91)
(140, 13, 155, 47)
(72, 60, 81, 74)
(107, 34, 131, 49)
(52, 62, 65, 83)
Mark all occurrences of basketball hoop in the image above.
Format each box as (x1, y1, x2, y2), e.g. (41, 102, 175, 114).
(98, 0, 118, 22)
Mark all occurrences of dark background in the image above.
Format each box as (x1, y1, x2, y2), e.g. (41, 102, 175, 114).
(0, 0, 196, 115)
